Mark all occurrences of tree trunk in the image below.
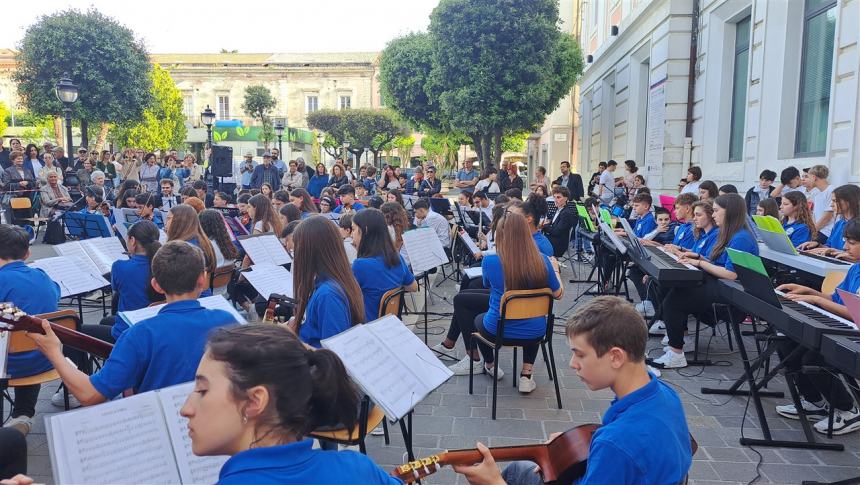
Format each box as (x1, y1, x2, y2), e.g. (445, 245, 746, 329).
(80, 119, 89, 149)
(93, 123, 110, 152)
(492, 128, 503, 166)
(481, 133, 492, 170)
(469, 133, 483, 165)
(53, 117, 63, 147)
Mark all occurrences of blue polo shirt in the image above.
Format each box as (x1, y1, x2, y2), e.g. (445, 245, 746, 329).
(579, 373, 691, 484)
(110, 255, 153, 340)
(90, 299, 238, 398)
(827, 217, 847, 250)
(216, 439, 402, 485)
(712, 229, 759, 272)
(299, 278, 354, 349)
(832, 263, 860, 304)
(457, 168, 478, 182)
(783, 220, 811, 247)
(0, 261, 60, 378)
(532, 231, 554, 257)
(672, 222, 697, 250)
(481, 254, 560, 339)
(333, 201, 366, 214)
(633, 212, 656, 238)
(692, 227, 718, 257)
(352, 254, 415, 323)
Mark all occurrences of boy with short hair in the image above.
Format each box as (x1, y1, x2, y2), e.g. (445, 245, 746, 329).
(333, 185, 366, 214)
(803, 165, 835, 244)
(29, 241, 239, 407)
(644, 207, 675, 245)
(772, 166, 802, 198)
(453, 297, 692, 485)
(135, 193, 164, 228)
(616, 193, 655, 238)
(745, 169, 776, 216)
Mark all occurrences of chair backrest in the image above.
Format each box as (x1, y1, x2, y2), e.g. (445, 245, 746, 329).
(378, 287, 406, 319)
(821, 271, 847, 296)
(10, 197, 32, 210)
(9, 309, 79, 353)
(210, 264, 235, 291)
(499, 288, 553, 320)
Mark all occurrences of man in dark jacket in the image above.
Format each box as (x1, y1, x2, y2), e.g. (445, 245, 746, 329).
(554, 161, 585, 201)
(543, 186, 577, 258)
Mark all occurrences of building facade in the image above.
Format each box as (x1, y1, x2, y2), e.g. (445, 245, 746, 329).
(577, 0, 859, 192)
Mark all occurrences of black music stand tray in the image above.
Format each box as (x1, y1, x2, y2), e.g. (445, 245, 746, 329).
(64, 212, 112, 240)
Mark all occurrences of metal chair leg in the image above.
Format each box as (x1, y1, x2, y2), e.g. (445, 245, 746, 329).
(547, 341, 563, 410)
(491, 345, 500, 420)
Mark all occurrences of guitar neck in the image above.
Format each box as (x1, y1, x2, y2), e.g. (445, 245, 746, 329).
(49, 323, 113, 360)
(442, 443, 548, 469)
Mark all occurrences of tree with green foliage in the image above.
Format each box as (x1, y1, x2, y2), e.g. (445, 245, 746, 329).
(242, 85, 277, 148)
(307, 109, 404, 165)
(0, 102, 9, 138)
(111, 64, 187, 151)
(13, 9, 151, 147)
(501, 131, 529, 153)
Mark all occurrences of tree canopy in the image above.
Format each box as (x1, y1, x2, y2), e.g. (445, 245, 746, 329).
(0, 102, 9, 139)
(242, 85, 277, 148)
(307, 109, 404, 163)
(13, 9, 152, 146)
(111, 64, 187, 151)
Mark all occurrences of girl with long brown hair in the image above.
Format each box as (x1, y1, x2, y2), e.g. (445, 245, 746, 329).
(289, 188, 318, 217)
(800, 184, 860, 258)
(446, 211, 561, 394)
(199, 209, 240, 265)
(166, 204, 217, 296)
(781, 191, 816, 247)
(247, 193, 284, 235)
(290, 216, 365, 349)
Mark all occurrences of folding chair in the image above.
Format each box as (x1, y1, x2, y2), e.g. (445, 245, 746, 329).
(308, 396, 387, 454)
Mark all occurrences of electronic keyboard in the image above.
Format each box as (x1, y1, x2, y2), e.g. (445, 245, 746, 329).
(821, 334, 860, 379)
(627, 245, 702, 284)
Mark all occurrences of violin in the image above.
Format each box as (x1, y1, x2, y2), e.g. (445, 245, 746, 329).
(98, 201, 112, 217)
(392, 424, 597, 484)
(0, 303, 113, 359)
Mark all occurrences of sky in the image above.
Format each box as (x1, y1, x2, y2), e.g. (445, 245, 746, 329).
(3, 0, 440, 53)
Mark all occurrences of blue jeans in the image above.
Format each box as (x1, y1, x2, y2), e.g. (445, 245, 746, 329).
(501, 461, 545, 485)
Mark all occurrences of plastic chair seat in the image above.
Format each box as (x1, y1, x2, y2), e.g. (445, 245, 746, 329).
(9, 369, 61, 387)
(309, 405, 386, 443)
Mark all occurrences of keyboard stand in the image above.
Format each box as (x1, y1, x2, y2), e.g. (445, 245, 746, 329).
(702, 311, 843, 451)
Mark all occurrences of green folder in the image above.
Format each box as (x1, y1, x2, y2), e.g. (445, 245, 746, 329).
(752, 215, 784, 234)
(599, 208, 613, 226)
(576, 204, 596, 232)
(727, 248, 768, 276)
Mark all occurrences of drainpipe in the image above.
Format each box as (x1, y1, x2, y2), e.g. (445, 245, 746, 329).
(682, 0, 700, 174)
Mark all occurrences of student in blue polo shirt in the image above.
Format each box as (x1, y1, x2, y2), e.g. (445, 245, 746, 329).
(28, 241, 239, 406)
(619, 193, 656, 238)
(454, 297, 692, 485)
(351, 209, 418, 322)
(179, 325, 402, 485)
(800, 184, 860, 259)
(135, 192, 165, 229)
(333, 185, 366, 214)
(289, 216, 365, 349)
(508, 196, 555, 258)
(780, 191, 815, 247)
(653, 194, 758, 369)
(0, 225, 60, 436)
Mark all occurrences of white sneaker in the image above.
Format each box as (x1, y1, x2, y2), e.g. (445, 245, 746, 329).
(51, 390, 82, 409)
(776, 400, 828, 420)
(663, 335, 695, 353)
(646, 365, 662, 378)
(636, 300, 655, 317)
(448, 355, 483, 376)
(370, 426, 386, 436)
(4, 416, 32, 437)
(518, 375, 537, 393)
(483, 363, 505, 381)
(649, 320, 666, 335)
(430, 342, 457, 360)
(649, 349, 687, 369)
(813, 407, 860, 435)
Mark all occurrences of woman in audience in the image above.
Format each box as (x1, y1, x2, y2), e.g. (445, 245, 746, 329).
(781, 191, 816, 247)
(653, 194, 758, 369)
(328, 164, 349, 189)
(698, 180, 719, 202)
(290, 188, 318, 217)
(351, 209, 419, 322)
(530, 166, 549, 194)
(377, 165, 401, 191)
(290, 216, 365, 348)
(272, 190, 289, 211)
(800, 184, 860, 259)
(318, 196, 335, 214)
(166, 204, 217, 296)
(200, 209, 239, 267)
(260, 182, 274, 200)
(307, 163, 329, 198)
(76, 159, 95, 187)
(247, 194, 284, 235)
(38, 172, 71, 218)
(38, 152, 63, 185)
(756, 198, 780, 219)
(178, 325, 402, 484)
(386, 189, 404, 207)
(475, 168, 501, 195)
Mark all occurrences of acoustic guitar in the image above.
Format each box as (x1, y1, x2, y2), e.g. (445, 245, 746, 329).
(392, 423, 598, 484)
(0, 303, 114, 359)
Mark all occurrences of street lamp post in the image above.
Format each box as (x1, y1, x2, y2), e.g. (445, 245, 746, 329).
(316, 132, 326, 167)
(54, 73, 79, 170)
(273, 120, 285, 159)
(200, 105, 216, 147)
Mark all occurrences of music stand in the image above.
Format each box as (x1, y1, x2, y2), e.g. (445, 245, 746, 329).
(64, 212, 112, 240)
(429, 197, 451, 215)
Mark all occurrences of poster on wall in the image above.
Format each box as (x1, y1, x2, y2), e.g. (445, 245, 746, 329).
(644, 77, 667, 188)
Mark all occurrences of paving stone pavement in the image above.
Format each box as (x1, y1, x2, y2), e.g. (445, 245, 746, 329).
(15, 244, 860, 484)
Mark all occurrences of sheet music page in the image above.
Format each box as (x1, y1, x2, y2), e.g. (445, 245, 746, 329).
(244, 265, 294, 299)
(240, 235, 292, 266)
(402, 228, 449, 274)
(54, 241, 102, 277)
(84, 237, 129, 275)
(322, 325, 425, 420)
(29, 256, 109, 297)
(457, 230, 481, 256)
(46, 391, 181, 485)
(463, 267, 483, 279)
(120, 295, 247, 327)
(157, 382, 229, 484)
(0, 331, 8, 377)
(366, 315, 453, 389)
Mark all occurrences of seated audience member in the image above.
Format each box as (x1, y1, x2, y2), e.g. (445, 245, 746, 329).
(744, 169, 776, 216)
(39, 172, 72, 218)
(780, 191, 816, 247)
(774, 218, 860, 435)
(178, 325, 403, 484)
(756, 198, 780, 219)
(680, 165, 702, 195)
(413, 198, 450, 248)
(453, 297, 692, 485)
(404, 167, 424, 195)
(0, 226, 60, 435)
(28, 241, 240, 406)
(334, 185, 366, 214)
(200, 209, 240, 267)
(418, 166, 443, 197)
(351, 209, 419, 322)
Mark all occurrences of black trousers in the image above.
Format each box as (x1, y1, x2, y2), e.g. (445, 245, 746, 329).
(661, 276, 725, 349)
(447, 289, 490, 344)
(0, 428, 27, 478)
(777, 341, 854, 411)
(10, 385, 39, 419)
(469, 314, 540, 365)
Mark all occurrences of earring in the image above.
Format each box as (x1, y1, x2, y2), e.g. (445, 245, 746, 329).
(242, 414, 248, 424)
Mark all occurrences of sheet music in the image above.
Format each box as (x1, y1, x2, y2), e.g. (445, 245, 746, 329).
(54, 241, 102, 277)
(402, 228, 449, 274)
(322, 324, 426, 420)
(157, 383, 228, 484)
(243, 265, 294, 299)
(46, 391, 181, 485)
(463, 267, 483, 279)
(239, 234, 292, 266)
(85, 237, 128, 274)
(457, 230, 481, 256)
(119, 295, 247, 327)
(0, 332, 8, 377)
(366, 316, 453, 387)
(29, 256, 109, 297)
